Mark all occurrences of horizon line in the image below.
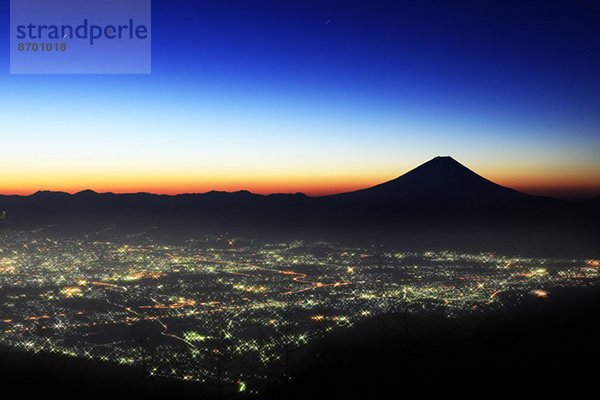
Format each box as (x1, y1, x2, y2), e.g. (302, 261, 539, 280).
(1, 156, 599, 199)
(1, 184, 599, 201)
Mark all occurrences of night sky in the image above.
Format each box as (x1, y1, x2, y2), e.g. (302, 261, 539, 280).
(1, 0, 599, 197)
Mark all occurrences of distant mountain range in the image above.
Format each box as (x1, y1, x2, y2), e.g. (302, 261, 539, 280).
(1, 157, 598, 254)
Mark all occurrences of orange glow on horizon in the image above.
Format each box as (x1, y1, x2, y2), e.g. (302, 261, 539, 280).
(1, 161, 599, 198)
(0, 174, 383, 197)
(0, 183, 375, 197)
(1, 178, 599, 198)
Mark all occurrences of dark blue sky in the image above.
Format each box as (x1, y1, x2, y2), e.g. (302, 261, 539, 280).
(1, 0, 599, 196)
(150, 0, 600, 122)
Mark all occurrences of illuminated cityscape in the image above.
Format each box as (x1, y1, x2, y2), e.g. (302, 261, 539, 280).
(0, 230, 598, 394)
(1, 0, 599, 397)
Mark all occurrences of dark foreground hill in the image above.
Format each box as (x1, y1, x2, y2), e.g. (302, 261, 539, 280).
(2, 286, 599, 400)
(266, 286, 600, 399)
(0, 157, 598, 255)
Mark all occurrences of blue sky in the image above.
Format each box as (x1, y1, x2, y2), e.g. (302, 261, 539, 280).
(1, 0, 599, 196)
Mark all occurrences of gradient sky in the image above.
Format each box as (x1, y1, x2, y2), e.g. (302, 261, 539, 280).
(1, 0, 599, 197)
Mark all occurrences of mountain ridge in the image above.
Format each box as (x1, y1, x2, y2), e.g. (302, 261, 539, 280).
(2, 156, 579, 201)
(0, 157, 598, 255)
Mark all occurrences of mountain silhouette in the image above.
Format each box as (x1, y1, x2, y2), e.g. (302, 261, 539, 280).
(0, 156, 597, 254)
(329, 156, 535, 206)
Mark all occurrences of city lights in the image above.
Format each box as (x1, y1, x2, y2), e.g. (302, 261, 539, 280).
(0, 231, 598, 393)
